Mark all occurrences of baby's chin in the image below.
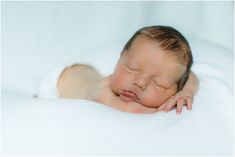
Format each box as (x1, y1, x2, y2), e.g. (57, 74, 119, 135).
(139, 102, 160, 109)
(119, 94, 137, 102)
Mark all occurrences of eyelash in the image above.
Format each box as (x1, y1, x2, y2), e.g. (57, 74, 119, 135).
(152, 81, 168, 89)
(125, 64, 138, 72)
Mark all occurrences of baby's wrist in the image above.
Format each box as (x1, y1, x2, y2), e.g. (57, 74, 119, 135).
(182, 86, 195, 95)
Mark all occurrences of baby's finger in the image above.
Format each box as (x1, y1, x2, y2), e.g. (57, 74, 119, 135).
(186, 96, 193, 111)
(176, 98, 185, 115)
(163, 96, 177, 112)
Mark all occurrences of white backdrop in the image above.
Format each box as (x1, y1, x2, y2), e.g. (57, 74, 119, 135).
(2, 1, 234, 94)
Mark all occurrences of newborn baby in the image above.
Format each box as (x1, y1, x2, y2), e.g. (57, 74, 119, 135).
(56, 26, 199, 114)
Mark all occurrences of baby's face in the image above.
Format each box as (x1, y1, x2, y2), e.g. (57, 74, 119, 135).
(111, 36, 186, 108)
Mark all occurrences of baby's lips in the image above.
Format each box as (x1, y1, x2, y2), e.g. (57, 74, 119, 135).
(122, 89, 140, 100)
(122, 90, 136, 98)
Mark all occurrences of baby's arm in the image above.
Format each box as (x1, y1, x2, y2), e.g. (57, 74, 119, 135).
(157, 71, 199, 114)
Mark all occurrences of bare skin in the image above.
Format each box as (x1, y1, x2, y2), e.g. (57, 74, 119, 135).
(57, 64, 103, 99)
(56, 64, 198, 114)
(57, 64, 157, 113)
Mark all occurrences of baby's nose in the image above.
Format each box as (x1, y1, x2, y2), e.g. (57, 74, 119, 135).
(133, 76, 148, 91)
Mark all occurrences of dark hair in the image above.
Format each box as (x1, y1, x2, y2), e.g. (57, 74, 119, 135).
(122, 25, 193, 91)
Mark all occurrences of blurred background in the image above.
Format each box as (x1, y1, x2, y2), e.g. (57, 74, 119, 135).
(1, 1, 234, 95)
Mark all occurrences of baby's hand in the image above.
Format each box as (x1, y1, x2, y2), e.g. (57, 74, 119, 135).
(156, 88, 194, 115)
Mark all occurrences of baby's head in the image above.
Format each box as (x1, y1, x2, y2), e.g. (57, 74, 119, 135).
(111, 25, 193, 108)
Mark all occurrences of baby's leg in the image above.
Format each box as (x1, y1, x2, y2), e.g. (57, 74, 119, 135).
(57, 64, 103, 99)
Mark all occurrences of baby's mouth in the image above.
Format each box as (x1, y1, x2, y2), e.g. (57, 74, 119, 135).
(120, 89, 140, 102)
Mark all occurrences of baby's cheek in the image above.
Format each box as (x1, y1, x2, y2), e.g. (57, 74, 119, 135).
(141, 91, 166, 107)
(112, 68, 133, 85)
(111, 73, 122, 85)
(111, 73, 127, 91)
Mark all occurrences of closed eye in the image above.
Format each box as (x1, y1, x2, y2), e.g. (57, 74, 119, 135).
(152, 80, 168, 89)
(125, 64, 139, 73)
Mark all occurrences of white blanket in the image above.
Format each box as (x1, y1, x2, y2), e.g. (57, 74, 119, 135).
(1, 38, 233, 155)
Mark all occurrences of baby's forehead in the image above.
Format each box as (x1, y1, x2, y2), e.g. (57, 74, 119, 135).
(131, 35, 160, 49)
(129, 36, 173, 57)
(131, 35, 181, 57)
(131, 35, 189, 66)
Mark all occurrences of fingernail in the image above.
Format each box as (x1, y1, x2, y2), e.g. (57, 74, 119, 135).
(176, 112, 181, 115)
